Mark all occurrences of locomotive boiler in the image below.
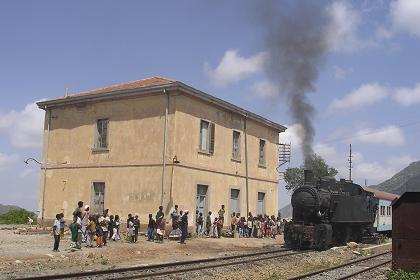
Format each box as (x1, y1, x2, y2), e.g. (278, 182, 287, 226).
(284, 170, 378, 250)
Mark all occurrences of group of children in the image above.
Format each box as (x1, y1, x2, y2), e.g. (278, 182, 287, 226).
(52, 201, 285, 252)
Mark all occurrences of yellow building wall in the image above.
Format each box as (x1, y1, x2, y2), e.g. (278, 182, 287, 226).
(39, 90, 281, 225)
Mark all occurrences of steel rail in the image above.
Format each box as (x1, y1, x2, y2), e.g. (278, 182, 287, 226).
(16, 247, 298, 280)
(337, 259, 392, 280)
(287, 251, 391, 280)
(111, 249, 306, 280)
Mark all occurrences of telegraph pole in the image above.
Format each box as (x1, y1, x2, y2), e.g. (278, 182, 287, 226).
(348, 144, 353, 181)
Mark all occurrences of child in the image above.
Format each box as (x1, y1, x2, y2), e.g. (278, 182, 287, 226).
(69, 216, 81, 249)
(99, 215, 109, 246)
(95, 216, 103, 248)
(156, 218, 166, 243)
(127, 215, 135, 243)
(237, 217, 245, 238)
(133, 215, 140, 243)
(205, 211, 212, 237)
(108, 215, 115, 240)
(113, 215, 121, 241)
(86, 216, 96, 247)
(196, 212, 203, 236)
(59, 213, 65, 240)
(212, 217, 218, 238)
(52, 214, 61, 252)
(147, 214, 156, 241)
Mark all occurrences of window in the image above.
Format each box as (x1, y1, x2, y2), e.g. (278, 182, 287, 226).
(95, 118, 109, 149)
(380, 205, 385, 216)
(259, 139, 266, 166)
(386, 206, 391, 216)
(232, 131, 241, 160)
(257, 192, 265, 215)
(199, 120, 215, 154)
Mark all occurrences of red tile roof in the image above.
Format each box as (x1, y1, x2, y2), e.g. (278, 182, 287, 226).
(70, 76, 176, 98)
(364, 187, 400, 201)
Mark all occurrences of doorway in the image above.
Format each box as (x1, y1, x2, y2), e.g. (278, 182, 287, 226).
(196, 184, 208, 216)
(92, 182, 105, 214)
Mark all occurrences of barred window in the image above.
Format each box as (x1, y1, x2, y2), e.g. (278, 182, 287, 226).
(259, 139, 266, 166)
(232, 130, 241, 160)
(95, 118, 109, 149)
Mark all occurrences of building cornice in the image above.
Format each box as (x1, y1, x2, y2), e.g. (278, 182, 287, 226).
(36, 81, 286, 132)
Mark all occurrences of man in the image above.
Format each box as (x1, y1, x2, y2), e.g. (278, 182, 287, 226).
(156, 206, 164, 225)
(196, 212, 203, 235)
(81, 205, 90, 242)
(180, 210, 189, 244)
(218, 205, 225, 226)
(52, 214, 61, 252)
(171, 205, 179, 230)
(205, 211, 212, 236)
(73, 201, 83, 218)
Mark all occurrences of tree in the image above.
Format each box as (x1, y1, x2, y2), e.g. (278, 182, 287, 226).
(284, 153, 338, 192)
(0, 209, 37, 225)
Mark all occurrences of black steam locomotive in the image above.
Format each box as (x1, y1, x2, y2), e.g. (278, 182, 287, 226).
(284, 170, 378, 250)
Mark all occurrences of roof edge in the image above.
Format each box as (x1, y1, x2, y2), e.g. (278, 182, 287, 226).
(36, 81, 287, 132)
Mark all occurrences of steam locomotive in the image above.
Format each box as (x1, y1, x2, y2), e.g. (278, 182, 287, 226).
(284, 170, 378, 250)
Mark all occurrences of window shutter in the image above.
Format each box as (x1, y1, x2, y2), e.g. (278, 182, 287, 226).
(209, 122, 215, 154)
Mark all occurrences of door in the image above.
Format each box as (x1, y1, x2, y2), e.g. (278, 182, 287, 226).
(196, 184, 208, 216)
(92, 182, 105, 214)
(230, 188, 240, 216)
(257, 192, 265, 215)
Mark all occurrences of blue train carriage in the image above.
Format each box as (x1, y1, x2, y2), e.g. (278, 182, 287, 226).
(364, 187, 399, 234)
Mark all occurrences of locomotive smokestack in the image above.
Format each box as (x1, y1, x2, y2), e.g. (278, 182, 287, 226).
(304, 169, 314, 184)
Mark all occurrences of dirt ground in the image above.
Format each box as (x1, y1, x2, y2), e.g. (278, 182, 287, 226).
(0, 225, 284, 279)
(0, 225, 392, 280)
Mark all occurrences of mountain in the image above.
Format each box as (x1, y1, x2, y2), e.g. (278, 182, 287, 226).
(279, 203, 293, 219)
(0, 204, 21, 215)
(370, 161, 420, 195)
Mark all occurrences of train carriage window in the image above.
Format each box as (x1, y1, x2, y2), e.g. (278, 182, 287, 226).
(380, 205, 385, 216)
(386, 206, 391, 216)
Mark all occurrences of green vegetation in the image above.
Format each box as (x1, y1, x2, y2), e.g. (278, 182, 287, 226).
(0, 209, 37, 225)
(386, 269, 420, 280)
(284, 153, 338, 192)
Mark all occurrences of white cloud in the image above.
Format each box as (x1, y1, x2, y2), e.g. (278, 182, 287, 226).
(0, 102, 45, 148)
(204, 50, 267, 86)
(353, 125, 405, 146)
(325, 1, 370, 52)
(280, 123, 304, 148)
(0, 153, 19, 169)
(252, 80, 279, 98)
(393, 83, 420, 106)
(333, 65, 353, 80)
(391, 0, 420, 37)
(329, 83, 389, 111)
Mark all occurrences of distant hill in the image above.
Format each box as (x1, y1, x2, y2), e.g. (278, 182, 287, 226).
(279, 203, 292, 219)
(371, 161, 420, 195)
(0, 204, 21, 215)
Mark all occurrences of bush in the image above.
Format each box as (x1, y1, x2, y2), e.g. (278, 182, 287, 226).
(0, 209, 37, 225)
(386, 269, 420, 280)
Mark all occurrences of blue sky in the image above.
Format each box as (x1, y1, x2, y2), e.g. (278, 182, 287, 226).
(1, 1, 420, 211)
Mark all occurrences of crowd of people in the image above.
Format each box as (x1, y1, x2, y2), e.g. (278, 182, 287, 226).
(51, 201, 286, 252)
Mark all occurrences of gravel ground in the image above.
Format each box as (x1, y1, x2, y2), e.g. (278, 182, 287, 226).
(303, 252, 391, 280)
(0, 225, 283, 279)
(0, 225, 392, 280)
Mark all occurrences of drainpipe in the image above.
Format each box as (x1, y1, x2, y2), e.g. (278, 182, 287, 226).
(244, 114, 249, 215)
(41, 108, 51, 228)
(161, 89, 169, 206)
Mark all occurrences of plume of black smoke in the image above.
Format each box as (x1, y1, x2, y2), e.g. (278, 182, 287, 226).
(260, 1, 329, 167)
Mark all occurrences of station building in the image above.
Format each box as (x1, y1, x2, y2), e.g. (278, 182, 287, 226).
(37, 77, 286, 225)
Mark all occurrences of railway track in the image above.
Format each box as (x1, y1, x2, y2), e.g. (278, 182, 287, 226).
(287, 251, 392, 280)
(16, 247, 306, 280)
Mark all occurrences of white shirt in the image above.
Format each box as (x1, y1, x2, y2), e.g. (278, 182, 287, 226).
(54, 219, 61, 236)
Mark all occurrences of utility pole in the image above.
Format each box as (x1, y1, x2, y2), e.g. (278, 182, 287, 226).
(348, 144, 353, 181)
